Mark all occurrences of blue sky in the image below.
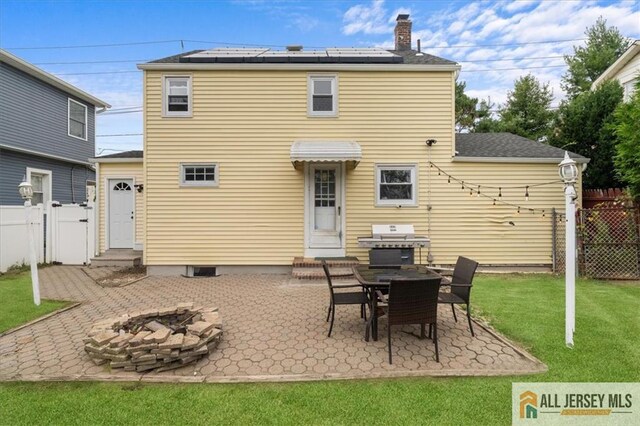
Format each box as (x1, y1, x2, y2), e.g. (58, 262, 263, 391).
(1, 0, 639, 153)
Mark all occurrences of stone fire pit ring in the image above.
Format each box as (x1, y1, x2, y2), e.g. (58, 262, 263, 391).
(84, 303, 222, 373)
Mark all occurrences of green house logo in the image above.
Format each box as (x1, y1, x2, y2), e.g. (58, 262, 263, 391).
(520, 391, 538, 419)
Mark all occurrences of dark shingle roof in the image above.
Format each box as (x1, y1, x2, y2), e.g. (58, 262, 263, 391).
(147, 49, 455, 66)
(455, 133, 588, 162)
(95, 150, 143, 159)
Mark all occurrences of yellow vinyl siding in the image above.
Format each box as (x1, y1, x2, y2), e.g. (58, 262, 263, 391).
(144, 69, 574, 266)
(97, 162, 144, 253)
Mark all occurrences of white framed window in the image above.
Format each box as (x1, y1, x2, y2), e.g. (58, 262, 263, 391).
(308, 74, 338, 117)
(623, 79, 637, 102)
(163, 76, 192, 117)
(68, 98, 88, 140)
(26, 167, 52, 205)
(375, 164, 417, 206)
(180, 163, 218, 187)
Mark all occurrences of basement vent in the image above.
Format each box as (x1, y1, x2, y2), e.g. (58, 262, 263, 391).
(186, 266, 217, 277)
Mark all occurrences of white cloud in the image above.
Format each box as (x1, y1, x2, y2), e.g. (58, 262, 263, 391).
(343, 0, 393, 35)
(503, 0, 539, 13)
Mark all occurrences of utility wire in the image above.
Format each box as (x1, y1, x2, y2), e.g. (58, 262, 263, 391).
(3, 37, 587, 51)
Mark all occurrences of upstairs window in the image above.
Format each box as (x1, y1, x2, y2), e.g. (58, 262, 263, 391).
(180, 163, 218, 187)
(164, 76, 192, 117)
(68, 99, 87, 140)
(623, 79, 637, 102)
(375, 164, 417, 206)
(308, 75, 337, 116)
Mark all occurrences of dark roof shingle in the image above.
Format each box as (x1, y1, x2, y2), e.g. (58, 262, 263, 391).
(95, 150, 143, 159)
(455, 133, 588, 162)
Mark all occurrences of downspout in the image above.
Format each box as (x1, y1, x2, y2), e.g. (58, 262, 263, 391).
(71, 165, 78, 203)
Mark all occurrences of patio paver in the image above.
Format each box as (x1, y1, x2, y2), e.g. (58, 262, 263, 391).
(0, 266, 546, 382)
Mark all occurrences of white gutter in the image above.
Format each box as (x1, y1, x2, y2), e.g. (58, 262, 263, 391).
(1, 143, 94, 167)
(90, 157, 143, 164)
(0, 49, 111, 108)
(452, 156, 590, 164)
(138, 62, 461, 72)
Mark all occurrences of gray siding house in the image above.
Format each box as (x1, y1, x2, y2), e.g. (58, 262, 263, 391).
(0, 49, 110, 205)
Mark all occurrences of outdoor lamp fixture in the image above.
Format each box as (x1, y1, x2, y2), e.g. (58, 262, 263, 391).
(18, 177, 41, 306)
(558, 152, 577, 348)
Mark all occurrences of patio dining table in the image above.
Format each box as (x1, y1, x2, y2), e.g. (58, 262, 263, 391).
(352, 265, 442, 341)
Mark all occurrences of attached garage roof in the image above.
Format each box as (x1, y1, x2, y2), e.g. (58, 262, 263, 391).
(290, 141, 362, 167)
(455, 133, 588, 163)
(91, 150, 143, 163)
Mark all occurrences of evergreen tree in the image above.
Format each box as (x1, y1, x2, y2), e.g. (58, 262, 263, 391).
(562, 17, 630, 99)
(612, 79, 640, 199)
(549, 80, 624, 189)
(455, 81, 493, 132)
(498, 74, 555, 141)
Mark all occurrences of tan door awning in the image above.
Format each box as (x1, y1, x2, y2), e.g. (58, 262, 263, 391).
(290, 140, 362, 169)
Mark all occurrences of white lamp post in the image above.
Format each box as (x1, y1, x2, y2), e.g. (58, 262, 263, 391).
(558, 151, 578, 348)
(18, 178, 41, 306)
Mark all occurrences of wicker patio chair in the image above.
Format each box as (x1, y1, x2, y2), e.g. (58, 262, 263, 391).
(375, 277, 441, 364)
(322, 261, 369, 338)
(437, 256, 479, 336)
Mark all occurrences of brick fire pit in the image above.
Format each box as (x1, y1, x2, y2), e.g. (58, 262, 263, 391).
(84, 303, 222, 372)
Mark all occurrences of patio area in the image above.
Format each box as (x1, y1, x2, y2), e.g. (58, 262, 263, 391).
(0, 266, 545, 383)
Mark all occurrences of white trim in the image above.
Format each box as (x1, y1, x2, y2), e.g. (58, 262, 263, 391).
(68, 98, 88, 141)
(26, 167, 52, 206)
(139, 62, 461, 72)
(179, 163, 219, 187)
(307, 74, 338, 117)
(105, 177, 136, 250)
(94, 163, 100, 256)
(374, 164, 418, 207)
(591, 40, 640, 89)
(162, 75, 193, 118)
(0, 49, 110, 108)
(90, 157, 143, 164)
(0, 143, 93, 166)
(452, 156, 590, 164)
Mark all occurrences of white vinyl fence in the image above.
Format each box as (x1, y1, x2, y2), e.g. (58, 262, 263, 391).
(0, 202, 94, 272)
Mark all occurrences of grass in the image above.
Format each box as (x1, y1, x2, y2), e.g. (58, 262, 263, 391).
(0, 270, 69, 334)
(0, 274, 638, 425)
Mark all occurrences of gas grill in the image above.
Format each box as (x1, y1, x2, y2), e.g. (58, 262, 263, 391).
(357, 225, 430, 265)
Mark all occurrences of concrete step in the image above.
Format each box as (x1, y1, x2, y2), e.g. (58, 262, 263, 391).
(292, 257, 360, 268)
(292, 266, 355, 280)
(90, 249, 142, 268)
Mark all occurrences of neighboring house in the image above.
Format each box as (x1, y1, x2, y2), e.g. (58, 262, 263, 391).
(592, 40, 640, 101)
(94, 14, 587, 274)
(0, 49, 110, 206)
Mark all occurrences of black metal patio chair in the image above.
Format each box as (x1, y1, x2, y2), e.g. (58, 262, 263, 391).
(437, 256, 479, 336)
(322, 261, 369, 338)
(375, 277, 441, 364)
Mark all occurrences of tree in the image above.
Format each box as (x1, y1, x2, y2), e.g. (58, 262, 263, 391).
(455, 81, 493, 132)
(612, 79, 640, 199)
(562, 17, 630, 99)
(549, 80, 624, 189)
(498, 74, 555, 141)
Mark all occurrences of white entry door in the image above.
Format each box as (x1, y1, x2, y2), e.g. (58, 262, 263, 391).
(108, 179, 134, 249)
(306, 164, 344, 256)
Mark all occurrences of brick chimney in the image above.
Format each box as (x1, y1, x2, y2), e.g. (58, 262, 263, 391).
(394, 14, 412, 51)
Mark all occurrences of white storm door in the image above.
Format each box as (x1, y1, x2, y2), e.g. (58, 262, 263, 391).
(108, 179, 134, 249)
(308, 164, 342, 249)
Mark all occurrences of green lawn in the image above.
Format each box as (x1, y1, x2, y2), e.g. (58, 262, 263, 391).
(0, 274, 638, 425)
(0, 270, 69, 334)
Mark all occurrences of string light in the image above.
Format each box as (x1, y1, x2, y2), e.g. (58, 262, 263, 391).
(428, 161, 557, 219)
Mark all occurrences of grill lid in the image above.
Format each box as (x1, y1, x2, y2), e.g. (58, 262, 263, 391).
(371, 224, 415, 239)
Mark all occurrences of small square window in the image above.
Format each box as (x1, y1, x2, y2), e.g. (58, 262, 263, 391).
(375, 165, 417, 206)
(180, 164, 218, 187)
(164, 76, 192, 117)
(68, 99, 87, 140)
(308, 75, 337, 116)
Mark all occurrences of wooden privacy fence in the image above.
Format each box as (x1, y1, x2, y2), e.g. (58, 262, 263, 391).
(553, 206, 640, 280)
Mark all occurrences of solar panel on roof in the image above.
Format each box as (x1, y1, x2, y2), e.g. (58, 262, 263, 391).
(185, 48, 270, 58)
